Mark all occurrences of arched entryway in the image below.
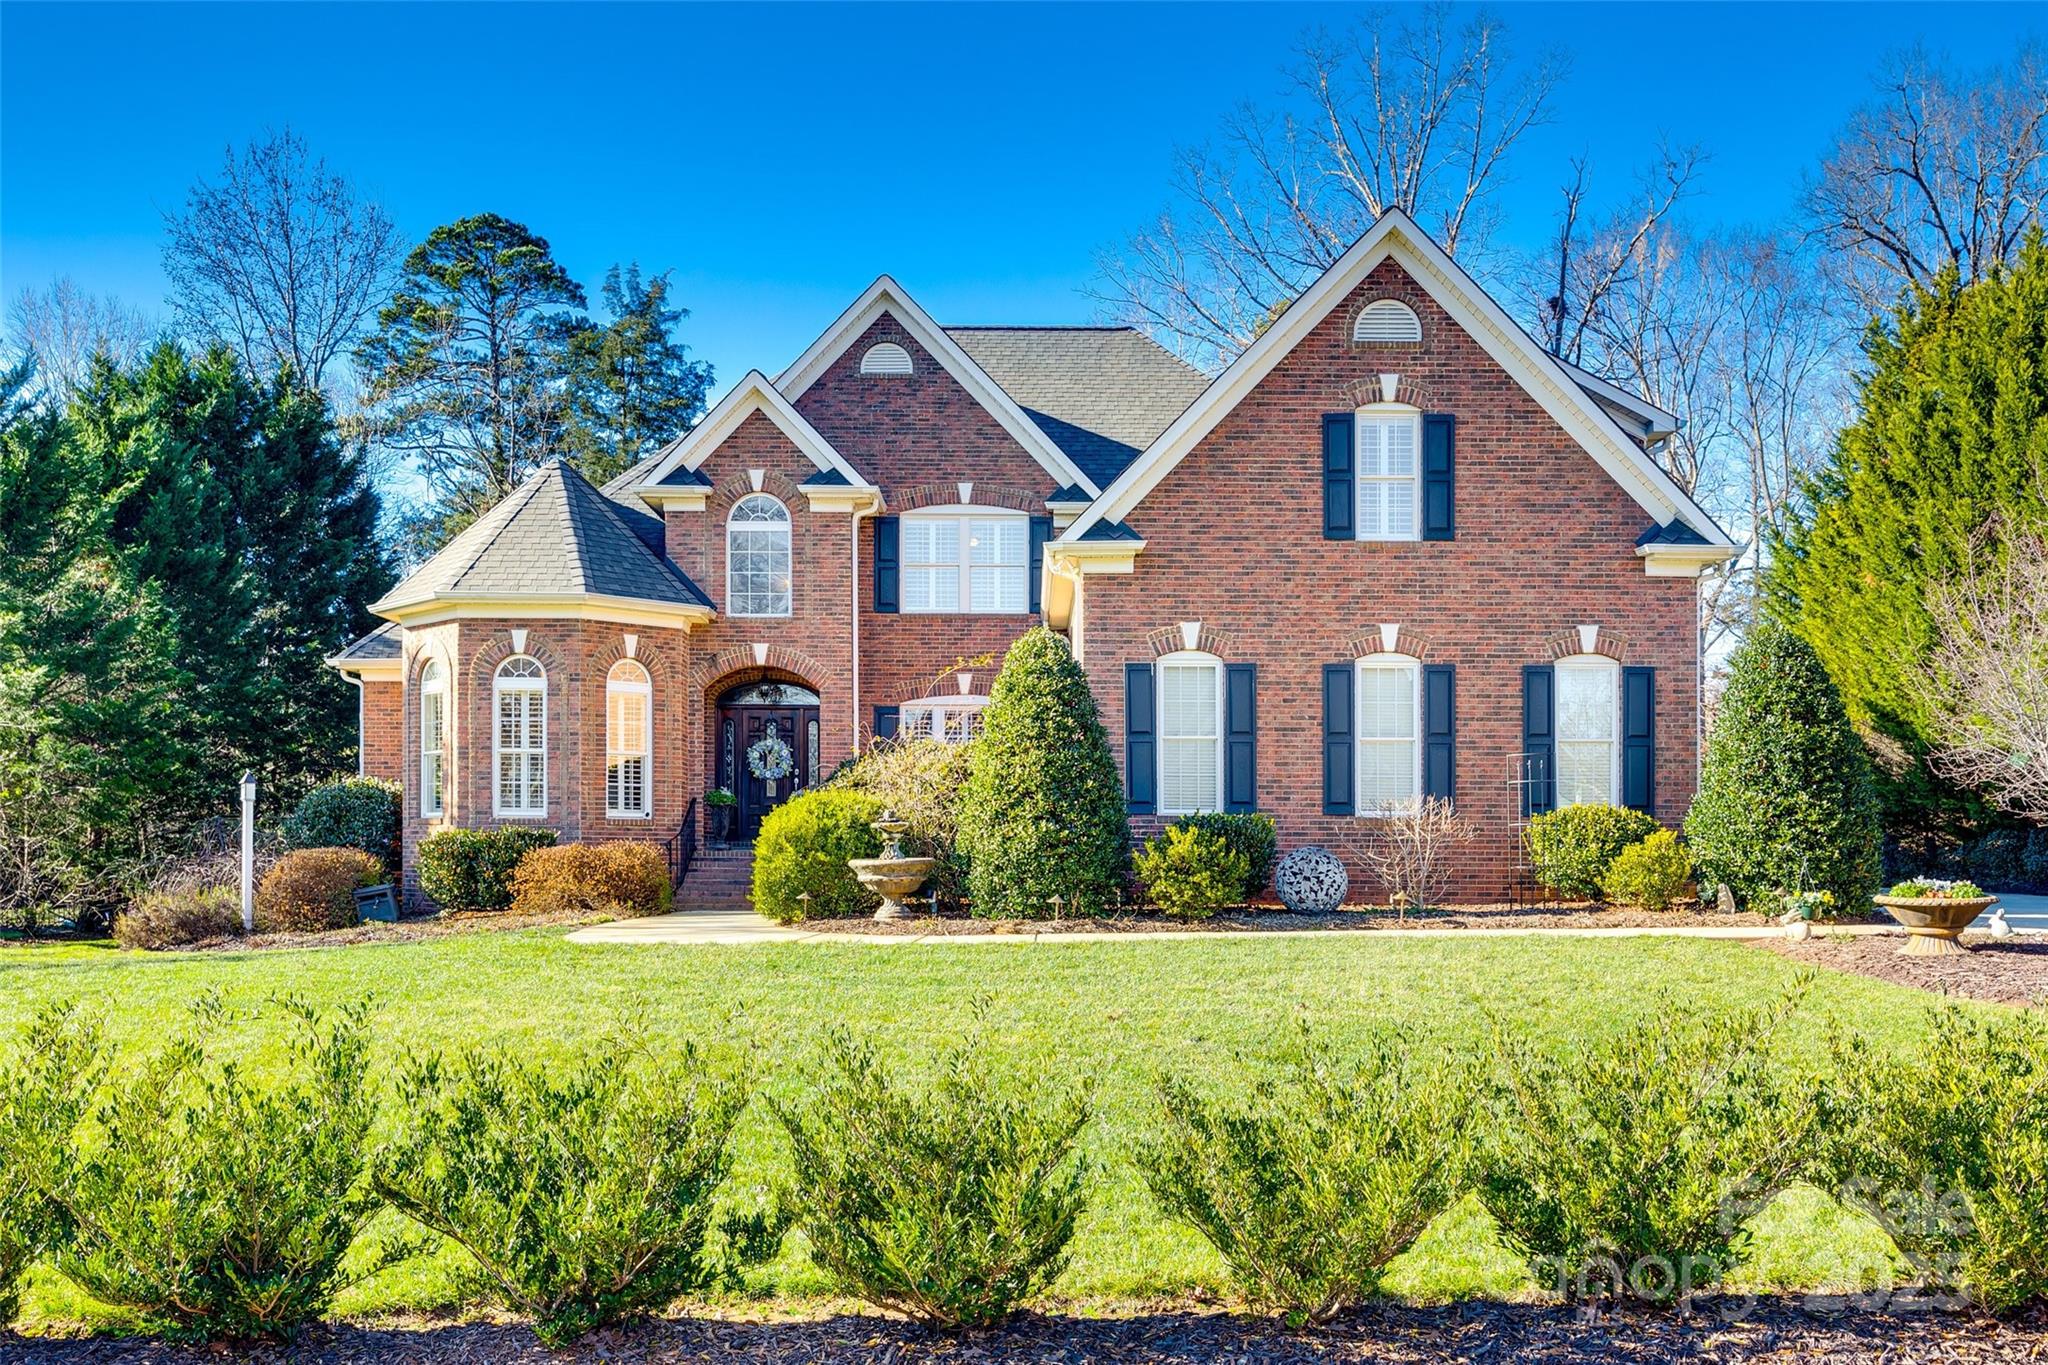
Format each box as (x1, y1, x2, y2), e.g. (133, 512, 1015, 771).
(714, 678, 822, 840)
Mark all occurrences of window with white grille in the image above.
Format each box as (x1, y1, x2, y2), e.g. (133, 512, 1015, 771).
(419, 658, 446, 817)
(860, 342, 914, 375)
(1556, 656, 1620, 807)
(727, 494, 792, 617)
(1356, 408, 1421, 541)
(902, 696, 989, 743)
(1353, 299, 1422, 343)
(902, 510, 1027, 614)
(606, 659, 651, 818)
(494, 655, 546, 817)
(1158, 654, 1223, 815)
(1356, 656, 1420, 812)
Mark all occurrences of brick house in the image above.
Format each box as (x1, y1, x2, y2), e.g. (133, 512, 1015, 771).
(330, 209, 1733, 906)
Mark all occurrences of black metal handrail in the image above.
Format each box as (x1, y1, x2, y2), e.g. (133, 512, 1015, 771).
(662, 798, 698, 891)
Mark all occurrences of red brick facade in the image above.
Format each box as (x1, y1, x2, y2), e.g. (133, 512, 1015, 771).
(358, 680, 403, 787)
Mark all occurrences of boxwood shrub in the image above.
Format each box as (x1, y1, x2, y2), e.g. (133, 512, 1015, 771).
(752, 789, 882, 923)
(1169, 812, 1278, 900)
(282, 778, 401, 866)
(1522, 804, 1660, 900)
(418, 827, 559, 912)
(510, 842, 670, 919)
(1134, 824, 1247, 920)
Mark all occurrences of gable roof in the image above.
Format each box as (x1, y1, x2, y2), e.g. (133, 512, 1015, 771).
(1061, 209, 1734, 552)
(947, 327, 1210, 489)
(326, 620, 402, 678)
(774, 277, 1103, 497)
(373, 460, 714, 618)
(630, 369, 873, 496)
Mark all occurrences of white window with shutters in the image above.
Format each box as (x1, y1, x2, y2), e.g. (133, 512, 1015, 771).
(727, 494, 793, 617)
(418, 658, 447, 817)
(1157, 652, 1224, 816)
(1356, 655, 1421, 814)
(1355, 406, 1421, 541)
(901, 508, 1028, 614)
(605, 659, 651, 819)
(1555, 655, 1622, 807)
(493, 655, 547, 818)
(1353, 299, 1422, 344)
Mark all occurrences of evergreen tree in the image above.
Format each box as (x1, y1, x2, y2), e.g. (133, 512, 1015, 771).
(1685, 624, 1884, 912)
(1766, 231, 2048, 820)
(562, 265, 713, 485)
(356, 214, 587, 549)
(958, 628, 1130, 917)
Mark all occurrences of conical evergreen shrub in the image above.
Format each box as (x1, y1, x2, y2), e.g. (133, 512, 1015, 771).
(958, 627, 1129, 917)
(1685, 625, 1883, 911)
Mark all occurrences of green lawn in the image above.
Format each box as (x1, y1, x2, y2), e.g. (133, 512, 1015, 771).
(0, 928, 1953, 1329)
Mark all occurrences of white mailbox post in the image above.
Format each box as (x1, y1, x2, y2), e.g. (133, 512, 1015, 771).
(239, 771, 256, 933)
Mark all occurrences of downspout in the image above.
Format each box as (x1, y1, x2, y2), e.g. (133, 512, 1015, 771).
(344, 673, 366, 777)
(851, 500, 873, 754)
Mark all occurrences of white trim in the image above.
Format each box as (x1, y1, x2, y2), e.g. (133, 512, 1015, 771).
(375, 595, 713, 631)
(1156, 650, 1225, 817)
(492, 655, 548, 819)
(1554, 653, 1623, 808)
(633, 370, 873, 496)
(1061, 208, 1732, 551)
(899, 693, 991, 744)
(899, 507, 1030, 615)
(604, 658, 653, 820)
(774, 276, 1101, 497)
(327, 654, 401, 681)
(1355, 653, 1423, 817)
(1353, 402, 1423, 542)
(1639, 544, 1734, 577)
(418, 656, 448, 818)
(1558, 357, 1680, 437)
(726, 493, 794, 618)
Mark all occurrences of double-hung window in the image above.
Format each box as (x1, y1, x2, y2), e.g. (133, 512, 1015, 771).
(1356, 407, 1421, 540)
(902, 510, 1028, 613)
(605, 660, 651, 818)
(418, 658, 446, 817)
(1356, 656, 1420, 812)
(1556, 656, 1621, 806)
(494, 656, 546, 817)
(1157, 652, 1223, 815)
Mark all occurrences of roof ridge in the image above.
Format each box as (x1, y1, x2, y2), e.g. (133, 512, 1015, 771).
(555, 458, 713, 601)
(944, 324, 1137, 332)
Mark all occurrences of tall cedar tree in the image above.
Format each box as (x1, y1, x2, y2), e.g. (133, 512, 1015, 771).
(562, 265, 713, 486)
(957, 628, 1130, 917)
(1766, 232, 2048, 822)
(67, 345, 391, 816)
(356, 214, 586, 551)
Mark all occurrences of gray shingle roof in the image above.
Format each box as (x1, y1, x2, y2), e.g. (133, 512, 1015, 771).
(332, 620, 400, 663)
(376, 460, 713, 613)
(947, 328, 1210, 488)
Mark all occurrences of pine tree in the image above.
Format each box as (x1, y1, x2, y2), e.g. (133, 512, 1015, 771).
(1765, 230, 2048, 820)
(561, 265, 713, 485)
(957, 628, 1129, 917)
(1685, 624, 1883, 912)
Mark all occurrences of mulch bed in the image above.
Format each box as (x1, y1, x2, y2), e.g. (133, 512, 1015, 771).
(1765, 931, 2048, 1006)
(130, 907, 617, 956)
(8, 1300, 2046, 1363)
(821, 904, 1807, 936)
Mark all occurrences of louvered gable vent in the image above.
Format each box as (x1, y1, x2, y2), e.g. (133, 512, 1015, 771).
(860, 342, 913, 376)
(1353, 300, 1421, 344)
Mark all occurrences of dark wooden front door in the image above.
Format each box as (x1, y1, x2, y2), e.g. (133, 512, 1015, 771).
(719, 704, 820, 839)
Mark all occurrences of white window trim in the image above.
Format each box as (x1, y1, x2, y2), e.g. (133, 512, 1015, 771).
(1354, 403, 1422, 543)
(418, 659, 447, 818)
(1156, 650, 1225, 817)
(726, 493, 793, 619)
(1554, 653, 1624, 808)
(900, 694, 990, 744)
(493, 655, 548, 819)
(901, 506, 1030, 615)
(605, 660, 652, 820)
(1355, 653, 1423, 817)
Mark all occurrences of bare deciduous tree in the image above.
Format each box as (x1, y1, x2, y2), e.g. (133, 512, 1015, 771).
(6, 278, 153, 398)
(163, 128, 400, 395)
(1534, 147, 1704, 366)
(1807, 47, 2048, 315)
(1921, 529, 2048, 823)
(1093, 4, 1563, 368)
(1358, 797, 1474, 916)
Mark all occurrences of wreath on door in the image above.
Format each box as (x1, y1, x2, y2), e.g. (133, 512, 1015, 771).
(747, 732, 794, 782)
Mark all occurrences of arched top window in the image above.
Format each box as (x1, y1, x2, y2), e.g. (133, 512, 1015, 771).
(605, 659, 652, 819)
(727, 494, 792, 617)
(493, 655, 546, 817)
(1353, 299, 1422, 344)
(1157, 650, 1225, 816)
(859, 342, 914, 376)
(418, 657, 447, 818)
(1554, 653, 1621, 808)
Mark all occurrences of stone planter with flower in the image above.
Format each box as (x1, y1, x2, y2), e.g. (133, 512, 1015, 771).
(705, 786, 738, 843)
(1873, 878, 1997, 957)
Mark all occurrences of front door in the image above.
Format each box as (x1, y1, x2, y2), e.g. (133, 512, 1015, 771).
(715, 682, 822, 841)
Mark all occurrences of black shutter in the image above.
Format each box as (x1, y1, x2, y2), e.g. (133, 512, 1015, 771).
(1322, 413, 1355, 540)
(1422, 413, 1456, 541)
(873, 516, 900, 613)
(1125, 662, 1156, 815)
(1028, 515, 1052, 614)
(1622, 666, 1656, 815)
(1422, 663, 1456, 802)
(1225, 663, 1257, 812)
(1322, 663, 1355, 815)
(1522, 665, 1555, 816)
(872, 706, 899, 742)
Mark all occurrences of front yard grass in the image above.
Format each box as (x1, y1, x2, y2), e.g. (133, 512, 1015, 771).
(0, 930, 1946, 1331)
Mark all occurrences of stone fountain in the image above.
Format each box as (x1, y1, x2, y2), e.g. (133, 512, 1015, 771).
(848, 808, 936, 921)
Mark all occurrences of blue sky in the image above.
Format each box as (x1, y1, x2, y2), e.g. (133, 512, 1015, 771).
(2, 2, 2038, 389)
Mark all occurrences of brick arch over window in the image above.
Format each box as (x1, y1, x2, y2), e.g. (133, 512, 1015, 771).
(689, 644, 829, 693)
(889, 482, 1045, 514)
(1540, 627, 1629, 663)
(1333, 374, 1436, 411)
(1342, 627, 1438, 661)
(709, 469, 806, 511)
(463, 631, 570, 688)
(1142, 623, 1243, 660)
(881, 670, 995, 707)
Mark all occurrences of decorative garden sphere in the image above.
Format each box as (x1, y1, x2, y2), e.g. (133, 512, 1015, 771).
(1275, 846, 1349, 914)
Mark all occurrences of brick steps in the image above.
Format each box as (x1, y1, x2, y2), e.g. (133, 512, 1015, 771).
(679, 845, 755, 908)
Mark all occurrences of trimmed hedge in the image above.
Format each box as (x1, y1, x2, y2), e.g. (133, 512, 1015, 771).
(255, 848, 385, 933)
(1169, 812, 1278, 901)
(1601, 830, 1695, 912)
(1523, 805, 1660, 900)
(510, 843, 670, 919)
(1134, 825, 1247, 920)
(418, 828, 559, 912)
(753, 789, 882, 923)
(282, 778, 401, 865)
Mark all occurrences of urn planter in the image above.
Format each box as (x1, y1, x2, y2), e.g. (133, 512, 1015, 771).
(1874, 893, 1998, 957)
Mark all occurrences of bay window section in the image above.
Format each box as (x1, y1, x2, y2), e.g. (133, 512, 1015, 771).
(493, 655, 547, 817)
(418, 658, 446, 817)
(605, 660, 651, 819)
(902, 509, 1027, 613)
